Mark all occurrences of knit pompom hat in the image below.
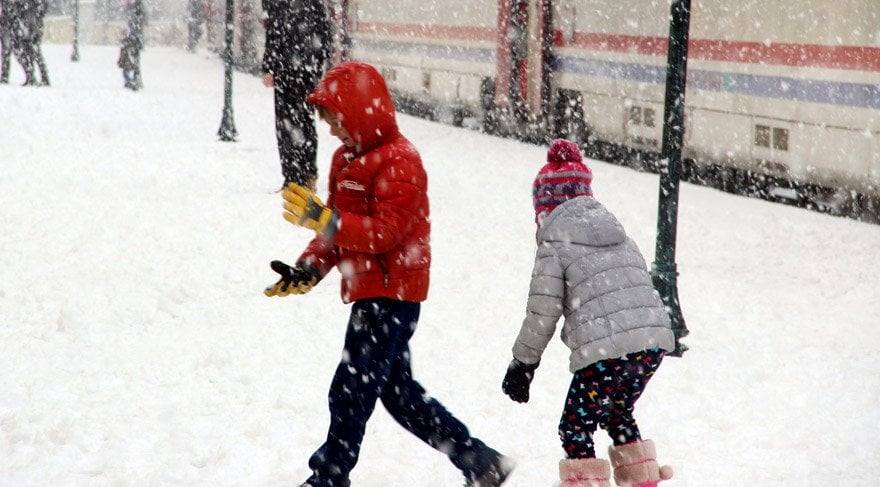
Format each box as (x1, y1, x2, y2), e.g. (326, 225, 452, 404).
(532, 139, 593, 224)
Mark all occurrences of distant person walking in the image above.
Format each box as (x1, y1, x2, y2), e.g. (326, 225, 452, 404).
(117, 0, 145, 90)
(11, 0, 36, 85)
(261, 0, 332, 190)
(237, 0, 259, 73)
(3, 0, 47, 85)
(29, 0, 48, 85)
(0, 0, 12, 83)
(186, 0, 205, 52)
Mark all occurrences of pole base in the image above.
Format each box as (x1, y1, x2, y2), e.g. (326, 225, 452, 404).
(651, 262, 689, 357)
(668, 336, 689, 357)
(217, 113, 237, 142)
(217, 126, 237, 142)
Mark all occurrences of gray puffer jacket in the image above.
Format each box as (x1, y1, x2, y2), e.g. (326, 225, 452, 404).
(512, 197, 675, 373)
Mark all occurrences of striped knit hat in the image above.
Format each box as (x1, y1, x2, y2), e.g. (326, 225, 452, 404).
(532, 139, 593, 224)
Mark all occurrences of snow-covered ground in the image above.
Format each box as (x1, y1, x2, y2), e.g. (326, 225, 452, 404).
(1, 45, 879, 486)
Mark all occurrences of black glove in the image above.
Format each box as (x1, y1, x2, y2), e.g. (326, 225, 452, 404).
(264, 260, 320, 297)
(502, 358, 540, 403)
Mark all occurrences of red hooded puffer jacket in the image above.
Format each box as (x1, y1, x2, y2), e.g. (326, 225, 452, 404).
(296, 62, 430, 303)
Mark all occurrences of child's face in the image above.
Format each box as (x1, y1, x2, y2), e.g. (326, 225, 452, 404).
(320, 110, 355, 148)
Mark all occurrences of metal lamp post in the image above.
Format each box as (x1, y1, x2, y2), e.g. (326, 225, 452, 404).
(652, 0, 692, 357)
(217, 0, 238, 141)
(70, 0, 80, 61)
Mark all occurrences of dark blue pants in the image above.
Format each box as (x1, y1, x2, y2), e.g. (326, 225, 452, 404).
(559, 349, 664, 459)
(306, 298, 497, 487)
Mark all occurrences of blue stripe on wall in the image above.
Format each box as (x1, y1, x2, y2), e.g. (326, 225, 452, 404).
(555, 56, 880, 110)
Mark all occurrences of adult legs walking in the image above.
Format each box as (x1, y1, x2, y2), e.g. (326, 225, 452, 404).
(273, 78, 317, 187)
(0, 31, 11, 83)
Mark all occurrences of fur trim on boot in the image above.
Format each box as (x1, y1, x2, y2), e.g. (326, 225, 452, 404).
(608, 440, 673, 487)
(559, 458, 611, 487)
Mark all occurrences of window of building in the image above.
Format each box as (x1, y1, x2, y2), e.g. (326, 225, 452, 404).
(628, 106, 656, 127)
(643, 108, 655, 127)
(772, 127, 789, 151)
(755, 125, 771, 147)
(628, 106, 642, 125)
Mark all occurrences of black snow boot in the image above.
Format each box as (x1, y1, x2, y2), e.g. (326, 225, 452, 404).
(465, 453, 514, 487)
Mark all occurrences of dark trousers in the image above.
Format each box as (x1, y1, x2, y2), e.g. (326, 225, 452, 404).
(32, 36, 48, 85)
(559, 349, 664, 458)
(186, 18, 203, 51)
(0, 30, 11, 82)
(306, 298, 497, 487)
(12, 38, 35, 85)
(120, 43, 142, 91)
(273, 77, 317, 186)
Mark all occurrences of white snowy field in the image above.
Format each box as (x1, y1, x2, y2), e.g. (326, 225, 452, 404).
(1, 45, 879, 486)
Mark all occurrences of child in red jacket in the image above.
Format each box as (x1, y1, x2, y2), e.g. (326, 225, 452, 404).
(265, 61, 512, 487)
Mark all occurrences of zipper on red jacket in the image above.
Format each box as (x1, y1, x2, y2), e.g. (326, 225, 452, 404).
(376, 256, 389, 288)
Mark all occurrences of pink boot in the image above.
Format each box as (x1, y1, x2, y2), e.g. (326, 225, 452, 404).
(608, 440, 673, 487)
(559, 457, 611, 487)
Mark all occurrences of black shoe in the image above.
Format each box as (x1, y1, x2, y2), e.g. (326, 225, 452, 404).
(466, 454, 514, 487)
(299, 476, 349, 487)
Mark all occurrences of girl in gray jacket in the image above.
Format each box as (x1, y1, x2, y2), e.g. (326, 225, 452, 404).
(502, 139, 675, 487)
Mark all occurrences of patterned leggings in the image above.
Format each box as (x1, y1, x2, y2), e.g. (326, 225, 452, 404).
(559, 349, 664, 458)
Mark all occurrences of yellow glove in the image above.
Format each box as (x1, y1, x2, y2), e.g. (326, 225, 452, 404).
(264, 260, 321, 297)
(282, 183, 339, 237)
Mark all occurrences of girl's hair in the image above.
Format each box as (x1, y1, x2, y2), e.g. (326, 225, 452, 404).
(315, 105, 333, 120)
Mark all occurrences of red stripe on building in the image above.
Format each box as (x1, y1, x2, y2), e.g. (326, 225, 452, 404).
(692, 40, 880, 72)
(356, 22, 497, 42)
(354, 20, 880, 72)
(554, 32, 669, 57)
(554, 32, 880, 72)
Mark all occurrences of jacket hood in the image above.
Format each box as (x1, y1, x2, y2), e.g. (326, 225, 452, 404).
(537, 196, 626, 247)
(307, 62, 399, 153)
